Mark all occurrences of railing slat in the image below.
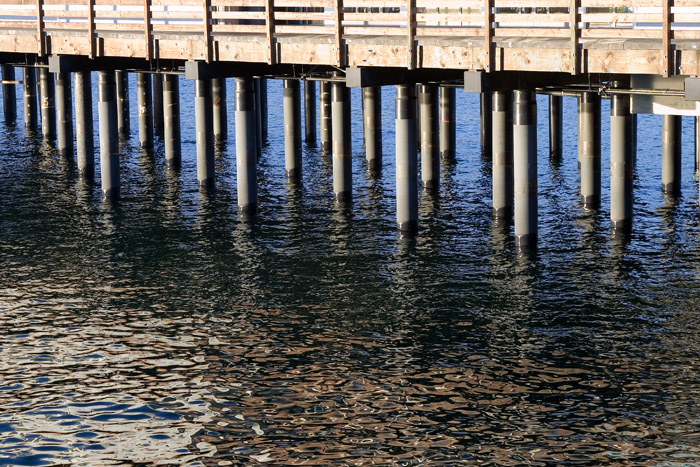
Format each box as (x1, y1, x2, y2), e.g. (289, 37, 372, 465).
(407, 0, 416, 69)
(333, 0, 343, 66)
(143, 0, 151, 60)
(36, 0, 44, 55)
(203, 0, 211, 62)
(265, 0, 275, 64)
(570, 0, 580, 75)
(663, 0, 672, 77)
(88, 0, 95, 57)
(483, 0, 492, 72)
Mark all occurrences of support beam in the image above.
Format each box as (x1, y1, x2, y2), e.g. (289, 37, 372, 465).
(579, 91, 601, 209)
(163, 73, 181, 169)
(153, 73, 164, 138)
(419, 83, 438, 190)
(439, 85, 455, 159)
(39, 67, 56, 140)
(513, 89, 537, 249)
(332, 79, 352, 201)
(2, 65, 16, 125)
(610, 88, 633, 231)
(235, 77, 258, 215)
(549, 95, 562, 161)
(212, 77, 227, 142)
(55, 71, 73, 158)
(362, 86, 382, 172)
(480, 91, 492, 159)
(98, 71, 119, 200)
(115, 70, 129, 135)
(320, 80, 332, 154)
(492, 89, 513, 220)
(304, 80, 316, 146)
(283, 79, 302, 179)
(195, 79, 215, 188)
(23, 67, 38, 131)
(74, 71, 94, 179)
(395, 84, 418, 233)
(136, 72, 153, 149)
(662, 114, 682, 194)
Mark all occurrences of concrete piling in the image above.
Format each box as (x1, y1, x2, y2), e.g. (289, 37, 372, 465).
(163, 73, 181, 169)
(362, 86, 382, 172)
(115, 70, 129, 135)
(283, 79, 302, 179)
(74, 71, 94, 179)
(481, 91, 492, 159)
(55, 71, 73, 158)
(212, 77, 227, 142)
(610, 88, 633, 231)
(97, 71, 119, 200)
(136, 72, 153, 149)
(39, 67, 56, 140)
(439, 85, 455, 159)
(195, 79, 215, 188)
(304, 79, 316, 145)
(153, 73, 164, 138)
(23, 66, 38, 131)
(549, 95, 562, 160)
(579, 91, 601, 209)
(320, 80, 332, 155)
(661, 114, 682, 194)
(492, 89, 513, 220)
(419, 83, 439, 190)
(331, 79, 352, 202)
(235, 77, 258, 215)
(395, 84, 418, 233)
(513, 89, 537, 249)
(2, 64, 16, 125)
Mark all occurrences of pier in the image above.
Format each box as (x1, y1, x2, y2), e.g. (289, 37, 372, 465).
(1, 0, 700, 248)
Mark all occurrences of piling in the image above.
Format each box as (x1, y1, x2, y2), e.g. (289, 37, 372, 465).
(254, 77, 263, 158)
(212, 77, 227, 142)
(610, 88, 633, 231)
(153, 73, 164, 138)
(395, 84, 418, 233)
(419, 83, 439, 190)
(136, 72, 153, 149)
(97, 71, 119, 199)
(115, 70, 130, 135)
(2, 64, 16, 125)
(195, 79, 215, 188)
(579, 91, 601, 209)
(320, 80, 332, 154)
(74, 71, 94, 179)
(492, 89, 513, 220)
(481, 91, 492, 159)
(39, 67, 56, 140)
(439, 86, 455, 159)
(283, 79, 302, 179)
(235, 77, 258, 215)
(304, 80, 316, 145)
(332, 79, 352, 202)
(162, 73, 181, 169)
(362, 86, 382, 172)
(549, 95, 562, 160)
(258, 77, 268, 142)
(55, 71, 73, 158)
(513, 89, 537, 249)
(23, 66, 37, 130)
(661, 114, 682, 194)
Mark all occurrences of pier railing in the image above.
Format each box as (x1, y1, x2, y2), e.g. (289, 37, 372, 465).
(1, 0, 699, 75)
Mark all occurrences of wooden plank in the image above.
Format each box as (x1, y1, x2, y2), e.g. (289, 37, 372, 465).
(143, 0, 151, 59)
(415, 26, 482, 36)
(274, 0, 333, 6)
(495, 13, 571, 23)
(580, 13, 659, 23)
(416, 13, 484, 23)
(274, 11, 334, 21)
(343, 25, 404, 36)
(275, 24, 336, 34)
(483, 0, 492, 72)
(36, 0, 44, 55)
(333, 0, 343, 66)
(494, 27, 569, 37)
(203, 0, 211, 62)
(416, 0, 481, 8)
(264, 0, 274, 64)
(662, 0, 672, 77)
(407, 0, 415, 69)
(494, 0, 568, 6)
(570, 0, 579, 74)
(343, 12, 404, 22)
(581, 0, 660, 6)
(212, 11, 267, 20)
(581, 28, 663, 38)
(343, 0, 403, 8)
(211, 23, 266, 33)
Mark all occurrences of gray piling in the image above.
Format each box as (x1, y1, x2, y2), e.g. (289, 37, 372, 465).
(115, 70, 129, 135)
(195, 79, 215, 188)
(331, 79, 352, 201)
(74, 71, 94, 179)
(661, 114, 682, 194)
(304, 79, 316, 145)
(55, 71, 73, 158)
(395, 84, 418, 233)
(163, 73, 181, 169)
(235, 77, 258, 215)
(136, 72, 153, 149)
(320, 80, 332, 154)
(153, 73, 164, 138)
(2, 64, 16, 125)
(492, 89, 513, 220)
(480, 91, 492, 159)
(22, 66, 37, 131)
(549, 94, 562, 160)
(212, 77, 227, 142)
(513, 89, 537, 249)
(419, 83, 439, 190)
(283, 79, 302, 179)
(362, 86, 382, 172)
(610, 88, 633, 231)
(97, 71, 119, 199)
(439, 85, 455, 159)
(579, 91, 601, 209)
(39, 67, 56, 140)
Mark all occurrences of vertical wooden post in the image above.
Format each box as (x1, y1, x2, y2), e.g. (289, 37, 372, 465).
(334, 0, 344, 67)
(663, 0, 673, 77)
(203, 0, 212, 62)
(144, 0, 152, 60)
(36, 0, 45, 56)
(265, 0, 275, 64)
(407, 0, 416, 70)
(483, 0, 492, 72)
(570, 0, 580, 74)
(88, 0, 95, 58)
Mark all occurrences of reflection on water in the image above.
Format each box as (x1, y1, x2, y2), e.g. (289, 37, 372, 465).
(2, 82, 700, 464)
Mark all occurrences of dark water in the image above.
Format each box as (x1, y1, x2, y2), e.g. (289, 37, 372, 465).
(2, 76, 700, 466)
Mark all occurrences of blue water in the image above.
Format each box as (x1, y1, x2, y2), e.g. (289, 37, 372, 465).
(2, 72, 700, 465)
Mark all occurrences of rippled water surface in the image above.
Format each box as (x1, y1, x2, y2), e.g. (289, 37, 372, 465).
(3, 77, 700, 465)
